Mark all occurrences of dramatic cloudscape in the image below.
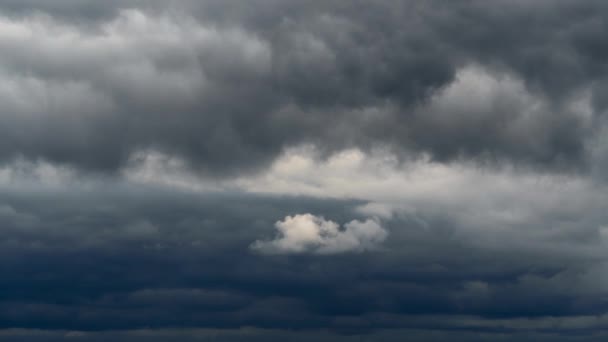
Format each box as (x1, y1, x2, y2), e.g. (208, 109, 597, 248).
(2, 1, 608, 341)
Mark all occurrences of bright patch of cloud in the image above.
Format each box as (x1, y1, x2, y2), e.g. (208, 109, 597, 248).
(251, 214, 388, 254)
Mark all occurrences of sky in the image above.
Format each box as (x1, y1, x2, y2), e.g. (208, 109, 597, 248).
(2, 0, 608, 341)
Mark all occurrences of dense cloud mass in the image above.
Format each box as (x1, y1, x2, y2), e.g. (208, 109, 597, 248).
(2, 0, 608, 341)
(1, 0, 608, 174)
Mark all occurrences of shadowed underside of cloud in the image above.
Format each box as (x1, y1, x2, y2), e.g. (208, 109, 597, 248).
(3, 328, 608, 342)
(0, 168, 608, 340)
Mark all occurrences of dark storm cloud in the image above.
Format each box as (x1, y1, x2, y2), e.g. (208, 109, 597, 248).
(1, 182, 608, 338)
(0, 0, 606, 174)
(3, 1, 608, 341)
(4, 328, 608, 342)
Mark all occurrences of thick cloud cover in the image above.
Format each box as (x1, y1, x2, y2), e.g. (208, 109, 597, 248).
(1, 0, 607, 174)
(3, 151, 608, 340)
(2, 0, 608, 341)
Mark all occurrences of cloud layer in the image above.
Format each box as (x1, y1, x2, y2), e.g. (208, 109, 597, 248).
(2, 1, 608, 341)
(0, 0, 607, 175)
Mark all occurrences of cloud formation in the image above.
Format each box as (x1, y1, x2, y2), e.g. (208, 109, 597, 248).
(252, 214, 387, 254)
(0, 0, 606, 175)
(2, 1, 608, 341)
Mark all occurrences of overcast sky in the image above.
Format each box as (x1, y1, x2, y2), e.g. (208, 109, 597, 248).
(2, 1, 608, 341)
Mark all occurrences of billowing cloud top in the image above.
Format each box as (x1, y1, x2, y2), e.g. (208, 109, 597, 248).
(2, 1, 608, 341)
(2, 0, 607, 175)
(252, 214, 387, 254)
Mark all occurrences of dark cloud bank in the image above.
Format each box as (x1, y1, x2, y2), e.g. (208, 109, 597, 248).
(3, 183, 608, 341)
(2, 1, 608, 341)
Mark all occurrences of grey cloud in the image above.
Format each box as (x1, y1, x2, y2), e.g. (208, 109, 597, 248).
(0, 1, 605, 174)
(3, 327, 607, 342)
(2, 1, 608, 340)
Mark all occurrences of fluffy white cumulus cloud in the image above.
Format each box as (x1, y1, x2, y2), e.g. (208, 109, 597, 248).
(251, 214, 388, 255)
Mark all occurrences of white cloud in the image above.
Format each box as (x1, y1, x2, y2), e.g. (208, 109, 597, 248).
(251, 214, 388, 255)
